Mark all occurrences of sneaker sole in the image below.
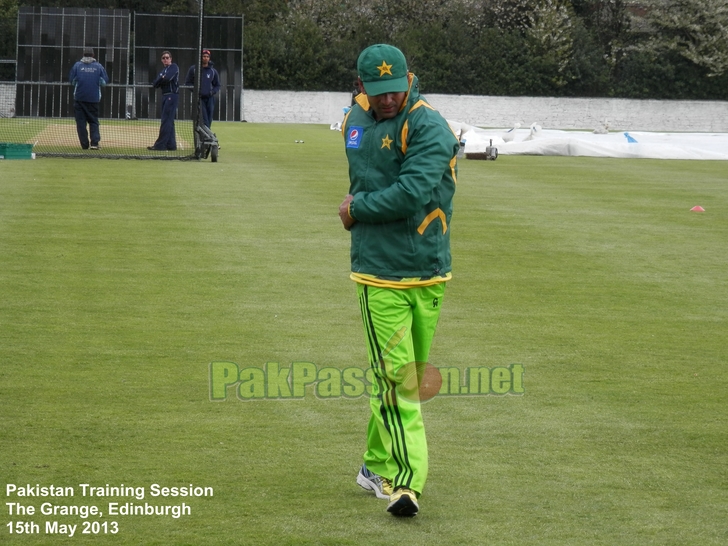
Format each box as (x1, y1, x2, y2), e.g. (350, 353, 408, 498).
(356, 473, 389, 500)
(387, 495, 419, 517)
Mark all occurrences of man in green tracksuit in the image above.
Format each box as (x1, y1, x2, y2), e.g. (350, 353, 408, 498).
(338, 43, 459, 517)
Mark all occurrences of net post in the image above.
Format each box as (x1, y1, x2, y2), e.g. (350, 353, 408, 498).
(193, 0, 204, 155)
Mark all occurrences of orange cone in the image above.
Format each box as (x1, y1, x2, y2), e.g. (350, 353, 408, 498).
(690, 206, 705, 212)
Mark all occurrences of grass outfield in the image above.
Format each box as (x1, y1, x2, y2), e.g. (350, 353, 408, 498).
(1, 122, 726, 545)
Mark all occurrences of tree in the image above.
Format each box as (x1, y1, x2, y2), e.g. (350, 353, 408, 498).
(526, 0, 576, 86)
(570, 0, 632, 69)
(206, 0, 289, 22)
(0, 0, 18, 79)
(489, 0, 578, 87)
(631, 0, 728, 76)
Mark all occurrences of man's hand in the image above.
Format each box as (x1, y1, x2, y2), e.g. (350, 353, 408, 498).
(339, 194, 356, 231)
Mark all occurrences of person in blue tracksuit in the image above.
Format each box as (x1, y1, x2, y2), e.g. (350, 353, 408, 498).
(185, 49, 221, 128)
(148, 51, 179, 151)
(69, 48, 109, 150)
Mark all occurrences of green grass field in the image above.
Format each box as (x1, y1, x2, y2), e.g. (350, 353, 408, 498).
(1, 122, 726, 545)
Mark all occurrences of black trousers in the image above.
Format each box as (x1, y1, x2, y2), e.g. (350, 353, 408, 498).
(74, 101, 100, 148)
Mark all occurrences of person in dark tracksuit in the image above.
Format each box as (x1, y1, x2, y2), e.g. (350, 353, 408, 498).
(185, 49, 221, 128)
(69, 48, 109, 150)
(148, 50, 179, 151)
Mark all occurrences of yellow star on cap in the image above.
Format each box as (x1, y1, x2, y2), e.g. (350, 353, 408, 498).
(381, 135, 393, 149)
(377, 61, 393, 77)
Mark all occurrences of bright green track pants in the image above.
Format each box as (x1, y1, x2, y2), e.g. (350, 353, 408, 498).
(357, 282, 446, 496)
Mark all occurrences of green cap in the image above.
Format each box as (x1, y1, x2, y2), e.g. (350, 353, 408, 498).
(357, 44, 409, 96)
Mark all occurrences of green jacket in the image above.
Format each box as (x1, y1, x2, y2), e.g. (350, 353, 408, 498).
(343, 74, 459, 285)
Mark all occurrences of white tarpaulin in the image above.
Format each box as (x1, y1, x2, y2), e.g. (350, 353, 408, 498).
(449, 122, 728, 160)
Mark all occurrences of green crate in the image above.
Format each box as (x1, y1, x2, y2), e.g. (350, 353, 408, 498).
(0, 143, 34, 160)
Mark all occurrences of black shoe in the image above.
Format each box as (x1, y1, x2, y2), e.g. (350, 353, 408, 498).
(147, 146, 157, 151)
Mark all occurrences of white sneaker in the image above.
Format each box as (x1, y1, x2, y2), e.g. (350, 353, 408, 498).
(356, 464, 392, 500)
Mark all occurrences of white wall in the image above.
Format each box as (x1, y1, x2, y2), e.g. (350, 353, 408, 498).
(3, 83, 727, 132)
(0, 83, 15, 117)
(242, 89, 728, 132)
(243, 91, 353, 125)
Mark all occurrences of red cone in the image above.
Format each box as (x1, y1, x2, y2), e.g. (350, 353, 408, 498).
(690, 206, 705, 212)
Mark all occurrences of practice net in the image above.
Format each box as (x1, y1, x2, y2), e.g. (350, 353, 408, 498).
(0, 7, 243, 160)
(0, 117, 195, 159)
